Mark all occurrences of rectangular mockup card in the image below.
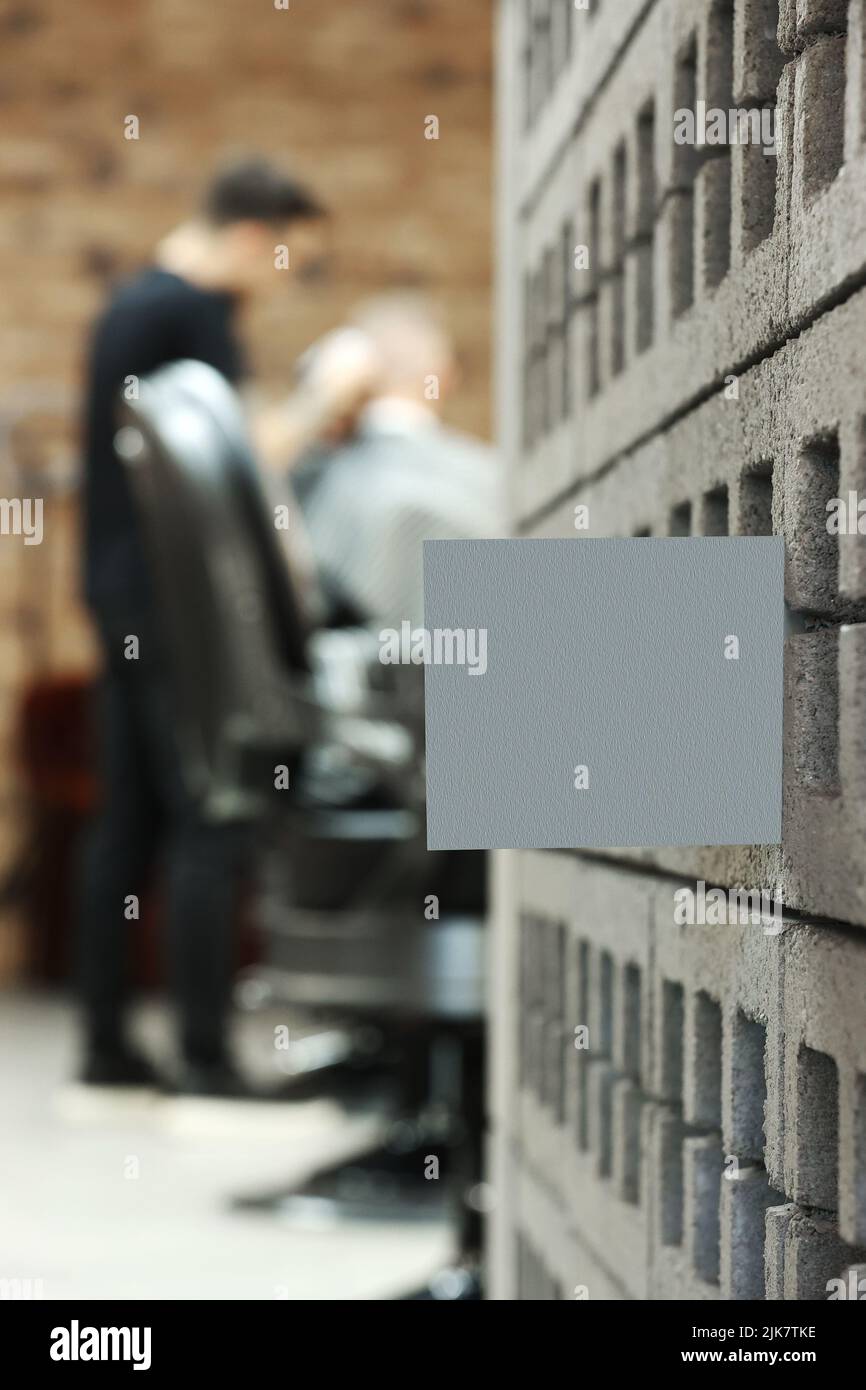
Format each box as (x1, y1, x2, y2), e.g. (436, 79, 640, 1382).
(423, 538, 784, 851)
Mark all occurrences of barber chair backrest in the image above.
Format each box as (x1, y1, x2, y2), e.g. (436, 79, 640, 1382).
(117, 359, 310, 821)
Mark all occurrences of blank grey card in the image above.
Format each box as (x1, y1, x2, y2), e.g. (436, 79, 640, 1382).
(423, 538, 783, 850)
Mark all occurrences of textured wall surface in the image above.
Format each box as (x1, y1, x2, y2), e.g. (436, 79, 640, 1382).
(490, 0, 866, 1299)
(0, 0, 493, 427)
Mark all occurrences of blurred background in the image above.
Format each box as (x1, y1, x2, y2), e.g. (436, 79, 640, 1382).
(0, 0, 494, 1301)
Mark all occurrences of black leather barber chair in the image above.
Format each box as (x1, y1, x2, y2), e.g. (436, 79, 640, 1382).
(117, 361, 486, 1272)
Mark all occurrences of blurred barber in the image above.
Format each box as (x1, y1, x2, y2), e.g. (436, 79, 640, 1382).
(290, 294, 503, 631)
(78, 158, 339, 1096)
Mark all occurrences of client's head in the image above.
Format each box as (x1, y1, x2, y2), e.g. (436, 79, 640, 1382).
(349, 293, 456, 410)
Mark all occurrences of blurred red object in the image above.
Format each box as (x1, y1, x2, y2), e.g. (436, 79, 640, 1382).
(11, 674, 101, 982)
(17, 674, 99, 814)
(11, 673, 258, 985)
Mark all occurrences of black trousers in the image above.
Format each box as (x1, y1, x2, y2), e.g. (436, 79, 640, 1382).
(78, 618, 252, 1066)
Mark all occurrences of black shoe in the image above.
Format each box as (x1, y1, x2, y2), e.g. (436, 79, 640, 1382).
(80, 1047, 162, 1090)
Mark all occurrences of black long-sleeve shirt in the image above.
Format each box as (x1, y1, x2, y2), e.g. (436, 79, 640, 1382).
(82, 267, 244, 622)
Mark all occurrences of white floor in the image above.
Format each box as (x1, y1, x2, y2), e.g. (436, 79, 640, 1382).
(0, 992, 453, 1301)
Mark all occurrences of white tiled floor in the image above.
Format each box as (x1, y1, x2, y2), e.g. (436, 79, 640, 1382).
(0, 993, 452, 1300)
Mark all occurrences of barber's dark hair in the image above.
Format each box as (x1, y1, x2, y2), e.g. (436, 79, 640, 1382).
(203, 157, 325, 227)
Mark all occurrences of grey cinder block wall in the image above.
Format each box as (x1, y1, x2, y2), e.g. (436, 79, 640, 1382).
(490, 0, 866, 1299)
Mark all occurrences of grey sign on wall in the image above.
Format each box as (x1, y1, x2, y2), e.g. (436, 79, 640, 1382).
(423, 538, 784, 850)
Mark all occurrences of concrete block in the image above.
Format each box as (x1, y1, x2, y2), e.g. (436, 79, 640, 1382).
(497, 0, 866, 1302)
(725, 1007, 770, 1161)
(587, 1058, 616, 1180)
(839, 1071, 866, 1245)
(624, 240, 656, 361)
(794, 35, 847, 204)
(783, 444, 842, 614)
(646, 1100, 688, 1252)
(684, 989, 724, 1130)
(517, 1156, 633, 1300)
(721, 1161, 786, 1298)
(598, 276, 622, 391)
(699, 0, 737, 115)
(790, 1040, 840, 1208)
(764, 1202, 795, 1299)
(836, 415, 866, 602)
(684, 1134, 724, 1285)
(611, 1077, 643, 1205)
(612, 955, 644, 1082)
(780, 924, 866, 1244)
(796, 0, 850, 41)
(694, 155, 733, 295)
(781, 1208, 865, 1299)
(515, 0, 651, 213)
(730, 129, 781, 259)
(839, 623, 866, 809)
(660, 189, 697, 322)
(845, 0, 866, 163)
(735, 0, 788, 102)
(784, 630, 840, 795)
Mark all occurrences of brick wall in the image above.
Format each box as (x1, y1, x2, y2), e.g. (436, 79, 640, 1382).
(490, 0, 866, 1300)
(0, 0, 493, 425)
(0, 0, 493, 973)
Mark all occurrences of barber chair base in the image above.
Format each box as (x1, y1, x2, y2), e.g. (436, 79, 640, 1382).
(235, 1181, 448, 1228)
(272, 1063, 400, 1114)
(232, 1106, 469, 1228)
(255, 915, 485, 1021)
